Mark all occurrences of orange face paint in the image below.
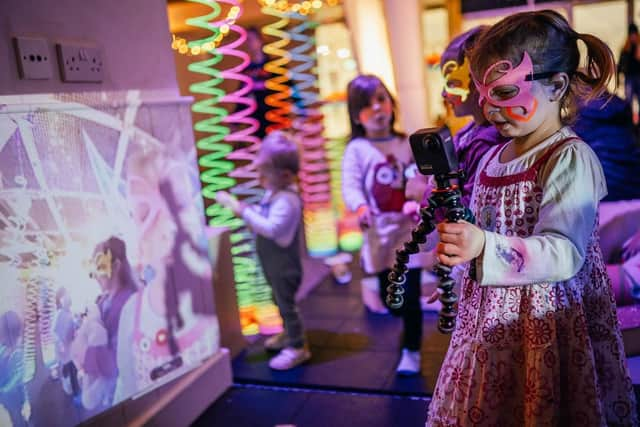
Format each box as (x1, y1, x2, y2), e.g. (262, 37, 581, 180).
(504, 98, 538, 122)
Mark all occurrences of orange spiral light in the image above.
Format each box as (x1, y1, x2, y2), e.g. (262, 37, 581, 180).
(262, 6, 293, 133)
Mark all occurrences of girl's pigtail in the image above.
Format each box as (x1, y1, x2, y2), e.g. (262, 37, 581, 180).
(574, 32, 617, 103)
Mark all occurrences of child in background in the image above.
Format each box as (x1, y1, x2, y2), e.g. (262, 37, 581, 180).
(216, 131, 310, 370)
(342, 74, 424, 375)
(407, 25, 508, 206)
(618, 23, 640, 117)
(405, 27, 509, 308)
(428, 10, 637, 425)
(438, 26, 509, 208)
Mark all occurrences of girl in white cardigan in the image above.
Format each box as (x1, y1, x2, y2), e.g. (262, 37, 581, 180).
(342, 75, 425, 375)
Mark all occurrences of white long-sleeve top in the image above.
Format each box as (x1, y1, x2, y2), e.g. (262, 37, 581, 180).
(242, 185, 301, 248)
(342, 136, 428, 273)
(473, 127, 608, 286)
(342, 137, 414, 213)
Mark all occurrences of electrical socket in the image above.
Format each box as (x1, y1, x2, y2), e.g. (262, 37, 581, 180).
(13, 36, 53, 80)
(56, 42, 104, 83)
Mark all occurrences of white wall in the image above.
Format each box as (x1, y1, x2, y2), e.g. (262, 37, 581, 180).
(384, 0, 431, 132)
(343, 0, 397, 95)
(0, 0, 178, 95)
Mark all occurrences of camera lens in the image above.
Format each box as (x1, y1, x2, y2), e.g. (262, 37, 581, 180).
(427, 135, 440, 150)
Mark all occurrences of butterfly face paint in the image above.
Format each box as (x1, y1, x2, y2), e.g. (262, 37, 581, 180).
(90, 249, 113, 279)
(473, 51, 540, 122)
(442, 57, 471, 104)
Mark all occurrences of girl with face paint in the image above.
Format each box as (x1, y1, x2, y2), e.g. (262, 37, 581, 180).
(411, 27, 509, 214)
(342, 75, 426, 375)
(427, 10, 637, 426)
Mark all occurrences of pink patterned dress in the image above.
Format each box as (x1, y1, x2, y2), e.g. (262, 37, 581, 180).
(427, 130, 637, 426)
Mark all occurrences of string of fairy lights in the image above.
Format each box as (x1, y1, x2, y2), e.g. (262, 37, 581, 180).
(172, 0, 338, 56)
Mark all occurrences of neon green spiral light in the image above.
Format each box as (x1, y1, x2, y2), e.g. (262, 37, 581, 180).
(186, 0, 279, 336)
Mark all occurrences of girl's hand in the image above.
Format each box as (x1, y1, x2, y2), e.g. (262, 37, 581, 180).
(356, 205, 372, 229)
(215, 191, 243, 215)
(405, 175, 433, 202)
(436, 220, 485, 266)
(402, 200, 421, 218)
(426, 289, 440, 303)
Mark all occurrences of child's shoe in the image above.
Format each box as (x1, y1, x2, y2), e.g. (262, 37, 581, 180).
(264, 332, 288, 352)
(396, 349, 421, 376)
(268, 347, 311, 370)
(325, 252, 354, 285)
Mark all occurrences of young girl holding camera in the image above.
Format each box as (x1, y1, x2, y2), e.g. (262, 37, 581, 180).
(427, 10, 637, 425)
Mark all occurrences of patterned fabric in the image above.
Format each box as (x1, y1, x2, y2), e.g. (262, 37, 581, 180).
(427, 139, 638, 426)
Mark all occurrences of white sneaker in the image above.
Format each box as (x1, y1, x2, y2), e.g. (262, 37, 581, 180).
(325, 253, 353, 285)
(334, 270, 352, 285)
(264, 332, 288, 352)
(268, 347, 311, 370)
(396, 349, 421, 376)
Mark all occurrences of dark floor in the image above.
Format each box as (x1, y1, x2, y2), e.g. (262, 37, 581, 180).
(193, 384, 430, 427)
(232, 264, 452, 397)
(194, 258, 640, 427)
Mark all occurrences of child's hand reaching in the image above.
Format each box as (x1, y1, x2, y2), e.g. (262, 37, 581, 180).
(402, 200, 421, 220)
(405, 174, 433, 202)
(425, 289, 440, 304)
(436, 220, 485, 266)
(215, 191, 243, 215)
(356, 205, 372, 229)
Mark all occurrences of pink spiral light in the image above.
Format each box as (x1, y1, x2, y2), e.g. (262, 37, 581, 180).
(208, 0, 282, 335)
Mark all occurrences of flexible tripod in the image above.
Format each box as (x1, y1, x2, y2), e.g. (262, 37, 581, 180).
(386, 171, 474, 333)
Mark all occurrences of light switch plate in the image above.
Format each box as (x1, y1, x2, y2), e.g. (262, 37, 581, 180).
(13, 36, 53, 80)
(56, 42, 104, 83)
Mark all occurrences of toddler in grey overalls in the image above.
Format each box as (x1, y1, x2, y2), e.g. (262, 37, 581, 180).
(215, 131, 310, 370)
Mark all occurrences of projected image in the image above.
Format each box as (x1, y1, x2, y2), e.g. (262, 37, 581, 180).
(0, 91, 219, 427)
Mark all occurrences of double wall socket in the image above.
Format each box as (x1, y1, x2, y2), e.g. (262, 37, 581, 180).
(56, 43, 104, 83)
(13, 36, 53, 80)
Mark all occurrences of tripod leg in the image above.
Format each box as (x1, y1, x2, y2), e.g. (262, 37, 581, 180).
(386, 207, 436, 309)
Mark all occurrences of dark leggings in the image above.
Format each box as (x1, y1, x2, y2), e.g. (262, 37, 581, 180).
(378, 268, 422, 351)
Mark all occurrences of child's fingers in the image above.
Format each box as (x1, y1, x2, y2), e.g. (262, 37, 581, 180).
(436, 222, 465, 234)
(426, 289, 440, 303)
(437, 242, 461, 257)
(436, 242, 465, 266)
(437, 252, 463, 266)
(439, 231, 461, 244)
